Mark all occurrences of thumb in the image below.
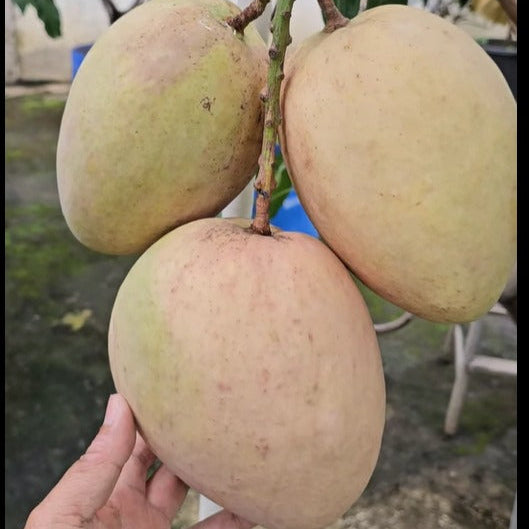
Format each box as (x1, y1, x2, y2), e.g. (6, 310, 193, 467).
(32, 393, 136, 524)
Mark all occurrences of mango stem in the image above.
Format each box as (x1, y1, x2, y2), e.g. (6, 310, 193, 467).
(317, 0, 349, 32)
(226, 0, 271, 34)
(250, 0, 296, 235)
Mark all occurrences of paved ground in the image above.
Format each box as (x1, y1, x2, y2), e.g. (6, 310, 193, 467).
(5, 87, 517, 529)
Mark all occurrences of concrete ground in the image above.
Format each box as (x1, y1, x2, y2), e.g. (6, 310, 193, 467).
(5, 86, 516, 529)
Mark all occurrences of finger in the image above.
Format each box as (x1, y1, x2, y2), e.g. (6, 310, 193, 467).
(146, 464, 189, 521)
(36, 393, 136, 522)
(111, 432, 157, 496)
(190, 509, 256, 529)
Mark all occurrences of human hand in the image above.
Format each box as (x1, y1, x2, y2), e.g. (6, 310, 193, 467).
(24, 393, 254, 529)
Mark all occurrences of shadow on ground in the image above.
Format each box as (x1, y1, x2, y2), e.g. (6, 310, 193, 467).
(5, 90, 517, 529)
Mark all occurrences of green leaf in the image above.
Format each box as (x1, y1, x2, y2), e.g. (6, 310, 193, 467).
(12, 0, 27, 9)
(334, 0, 407, 19)
(334, 0, 361, 19)
(12, 0, 30, 12)
(366, 0, 407, 9)
(12, 0, 61, 38)
(270, 151, 293, 219)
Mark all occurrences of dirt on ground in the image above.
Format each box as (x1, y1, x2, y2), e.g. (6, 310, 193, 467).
(5, 87, 517, 529)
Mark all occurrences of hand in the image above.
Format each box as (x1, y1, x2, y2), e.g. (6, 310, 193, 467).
(24, 393, 254, 529)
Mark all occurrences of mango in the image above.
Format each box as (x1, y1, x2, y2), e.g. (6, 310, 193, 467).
(108, 217, 386, 529)
(56, 0, 267, 255)
(279, 5, 517, 323)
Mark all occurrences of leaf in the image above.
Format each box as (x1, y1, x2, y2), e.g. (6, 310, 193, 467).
(366, 0, 407, 9)
(334, 0, 407, 19)
(367, 0, 408, 9)
(270, 151, 293, 219)
(12, 0, 30, 13)
(56, 309, 93, 332)
(334, 0, 361, 19)
(12, 0, 61, 38)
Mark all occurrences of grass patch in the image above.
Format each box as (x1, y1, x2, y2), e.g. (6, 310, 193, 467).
(5, 203, 101, 315)
(5, 148, 25, 162)
(21, 95, 66, 115)
(452, 392, 517, 455)
(352, 276, 405, 323)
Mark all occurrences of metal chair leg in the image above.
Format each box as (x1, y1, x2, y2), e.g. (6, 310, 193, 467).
(444, 325, 468, 435)
(509, 491, 517, 529)
(443, 320, 485, 435)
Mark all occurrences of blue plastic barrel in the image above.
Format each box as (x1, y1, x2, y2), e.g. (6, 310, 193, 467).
(71, 44, 93, 80)
(271, 188, 319, 238)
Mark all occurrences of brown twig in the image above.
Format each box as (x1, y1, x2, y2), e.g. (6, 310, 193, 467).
(317, 0, 349, 32)
(227, 0, 272, 33)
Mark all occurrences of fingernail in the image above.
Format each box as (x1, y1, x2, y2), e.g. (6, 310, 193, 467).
(103, 393, 120, 426)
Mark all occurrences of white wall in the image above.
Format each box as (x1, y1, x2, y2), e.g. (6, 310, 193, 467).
(5, 0, 20, 83)
(5, 0, 116, 83)
(16, 0, 112, 82)
(244, 0, 324, 45)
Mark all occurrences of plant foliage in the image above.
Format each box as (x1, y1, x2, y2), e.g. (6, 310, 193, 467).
(334, 0, 406, 19)
(12, 0, 61, 38)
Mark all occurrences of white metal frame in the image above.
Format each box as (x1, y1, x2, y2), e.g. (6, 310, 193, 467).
(443, 303, 517, 435)
(442, 303, 517, 529)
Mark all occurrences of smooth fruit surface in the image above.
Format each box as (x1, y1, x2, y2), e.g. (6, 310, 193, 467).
(57, 0, 267, 255)
(108, 217, 386, 529)
(280, 5, 517, 323)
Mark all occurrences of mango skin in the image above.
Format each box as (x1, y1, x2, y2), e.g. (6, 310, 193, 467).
(57, 0, 267, 255)
(108, 217, 386, 529)
(279, 5, 517, 323)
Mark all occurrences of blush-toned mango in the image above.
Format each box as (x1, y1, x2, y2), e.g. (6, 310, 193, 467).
(279, 5, 517, 323)
(108, 217, 386, 529)
(57, 0, 267, 255)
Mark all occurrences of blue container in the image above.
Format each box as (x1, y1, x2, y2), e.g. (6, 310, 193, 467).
(71, 44, 93, 80)
(251, 188, 319, 237)
(267, 144, 318, 237)
(271, 188, 319, 238)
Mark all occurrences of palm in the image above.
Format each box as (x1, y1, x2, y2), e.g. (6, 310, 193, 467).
(91, 435, 187, 529)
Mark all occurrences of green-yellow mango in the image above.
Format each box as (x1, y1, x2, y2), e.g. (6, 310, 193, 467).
(279, 5, 517, 323)
(108, 217, 386, 529)
(57, 0, 267, 255)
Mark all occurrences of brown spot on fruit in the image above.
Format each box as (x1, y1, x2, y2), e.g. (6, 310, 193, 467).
(255, 438, 270, 459)
(201, 96, 215, 113)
